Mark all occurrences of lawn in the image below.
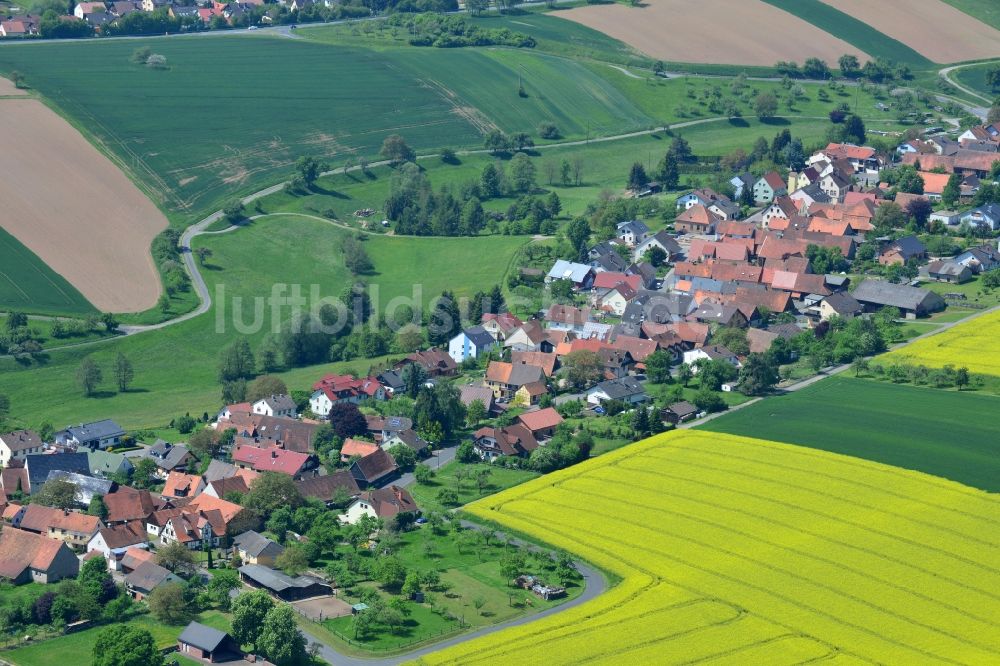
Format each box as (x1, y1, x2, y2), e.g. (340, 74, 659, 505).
(420, 430, 1000, 665)
(699, 374, 1000, 492)
(0, 36, 484, 223)
(0, 227, 95, 316)
(409, 461, 540, 514)
(3, 611, 230, 666)
(0, 216, 528, 431)
(760, 0, 933, 68)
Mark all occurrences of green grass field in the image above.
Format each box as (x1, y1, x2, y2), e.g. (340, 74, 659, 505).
(0, 227, 95, 316)
(699, 375, 1000, 492)
(761, 0, 933, 68)
(409, 461, 540, 514)
(952, 61, 998, 99)
(0, 216, 527, 430)
(943, 0, 1000, 31)
(3, 611, 230, 666)
(0, 36, 484, 222)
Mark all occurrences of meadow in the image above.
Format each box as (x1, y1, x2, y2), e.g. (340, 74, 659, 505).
(0, 227, 95, 317)
(419, 431, 1000, 665)
(883, 307, 1000, 379)
(952, 61, 997, 99)
(700, 375, 1000, 492)
(0, 216, 528, 430)
(761, 0, 933, 68)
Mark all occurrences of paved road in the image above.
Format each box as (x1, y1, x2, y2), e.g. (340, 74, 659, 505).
(391, 444, 457, 489)
(939, 63, 995, 106)
(303, 522, 606, 666)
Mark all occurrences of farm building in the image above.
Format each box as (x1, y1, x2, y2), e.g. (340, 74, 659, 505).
(177, 621, 242, 663)
(239, 563, 332, 601)
(851, 280, 945, 318)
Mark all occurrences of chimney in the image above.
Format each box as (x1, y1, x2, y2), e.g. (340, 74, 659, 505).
(271, 450, 277, 459)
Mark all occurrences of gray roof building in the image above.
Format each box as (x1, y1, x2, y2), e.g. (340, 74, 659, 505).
(178, 621, 237, 656)
(25, 452, 90, 494)
(238, 563, 332, 601)
(851, 279, 945, 316)
(44, 470, 113, 505)
(55, 420, 125, 450)
(588, 377, 647, 401)
(233, 530, 284, 560)
(125, 561, 181, 597)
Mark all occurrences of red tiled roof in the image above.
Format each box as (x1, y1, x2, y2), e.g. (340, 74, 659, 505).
(233, 445, 311, 476)
(0, 528, 67, 579)
(517, 407, 564, 433)
(19, 505, 101, 535)
(162, 471, 202, 498)
(341, 438, 379, 459)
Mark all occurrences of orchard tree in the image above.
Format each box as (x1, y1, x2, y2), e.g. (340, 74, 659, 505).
(148, 583, 192, 625)
(231, 590, 275, 653)
(93, 625, 163, 666)
(644, 350, 674, 384)
(77, 357, 103, 396)
(295, 155, 328, 187)
(113, 352, 134, 392)
(753, 91, 778, 119)
(380, 134, 416, 164)
(245, 471, 304, 515)
(259, 605, 307, 666)
(246, 374, 288, 402)
(156, 541, 196, 574)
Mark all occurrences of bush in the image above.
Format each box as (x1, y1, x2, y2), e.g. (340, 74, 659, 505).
(538, 122, 560, 140)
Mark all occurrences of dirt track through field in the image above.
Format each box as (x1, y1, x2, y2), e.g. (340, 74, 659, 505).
(0, 97, 167, 312)
(558, 0, 868, 66)
(822, 0, 1000, 63)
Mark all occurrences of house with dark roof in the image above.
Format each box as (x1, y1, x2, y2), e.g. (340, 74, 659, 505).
(616, 219, 650, 246)
(472, 425, 539, 461)
(448, 326, 498, 363)
(349, 448, 399, 489)
(133, 440, 193, 479)
(201, 476, 250, 501)
(55, 420, 125, 450)
(954, 244, 1000, 273)
(125, 561, 181, 600)
(851, 279, 945, 318)
(342, 485, 418, 524)
(661, 401, 699, 425)
(0, 527, 79, 584)
(43, 470, 114, 506)
(233, 530, 284, 567)
(817, 292, 863, 321)
(24, 452, 90, 495)
(402, 348, 458, 377)
(252, 394, 297, 419)
(239, 563, 332, 601)
(960, 203, 1000, 231)
(879, 235, 927, 266)
(87, 450, 133, 479)
(382, 429, 430, 456)
(296, 471, 360, 507)
(587, 241, 629, 273)
(585, 377, 648, 406)
(926, 260, 973, 284)
(0, 430, 44, 467)
(178, 621, 242, 663)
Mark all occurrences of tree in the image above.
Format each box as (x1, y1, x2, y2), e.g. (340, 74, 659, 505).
(644, 245, 667, 268)
(247, 375, 288, 402)
(295, 155, 328, 187)
(328, 401, 368, 439)
(693, 387, 727, 413)
(456, 440, 478, 464)
(223, 200, 245, 223)
(101, 312, 119, 333)
(627, 162, 648, 191)
(480, 162, 503, 198)
(34, 479, 79, 510)
(838, 53, 860, 77)
(79, 554, 116, 603)
(562, 350, 603, 390)
(485, 130, 511, 155)
(753, 91, 778, 119)
(955, 366, 970, 390)
(802, 57, 829, 79)
(76, 357, 102, 396)
(461, 198, 485, 235)
(231, 590, 275, 652)
(6, 311, 27, 330)
(657, 151, 679, 189)
(644, 350, 674, 384)
(342, 234, 373, 275)
(905, 197, 933, 229)
(737, 353, 779, 396)
(428, 291, 462, 347)
(147, 583, 191, 625)
(156, 541, 196, 574)
(245, 471, 304, 515)
(381, 134, 416, 164)
(941, 172, 962, 207)
(509, 152, 536, 193)
(388, 443, 417, 472)
(132, 457, 157, 489)
(111, 352, 135, 393)
(437, 488, 459, 506)
(414, 463, 435, 485)
(465, 399, 487, 427)
(92, 625, 163, 666)
(175, 414, 196, 434)
(218, 338, 255, 383)
(843, 114, 866, 145)
(373, 555, 407, 591)
(989, 102, 1000, 125)
(257, 605, 307, 666)
(677, 362, 694, 387)
(87, 495, 109, 520)
(275, 546, 310, 576)
(988, 64, 1000, 91)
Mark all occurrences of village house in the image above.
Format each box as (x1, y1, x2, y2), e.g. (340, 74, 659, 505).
(232, 445, 317, 479)
(616, 219, 650, 246)
(811, 143, 883, 176)
(817, 292, 863, 321)
(502, 321, 555, 353)
(103, 487, 165, 524)
(753, 171, 787, 203)
(545, 260, 595, 290)
(448, 325, 498, 363)
(16, 504, 102, 550)
(878, 236, 927, 266)
(927, 260, 973, 284)
(340, 438, 380, 463)
(485, 361, 546, 401)
(960, 204, 1000, 232)
(0, 527, 79, 584)
(233, 530, 284, 566)
(296, 471, 360, 507)
(87, 520, 149, 558)
(516, 407, 564, 440)
(23, 452, 90, 495)
(309, 374, 385, 417)
(382, 429, 430, 456)
(586, 377, 648, 406)
(349, 448, 399, 489)
(954, 244, 1000, 273)
(683, 345, 741, 371)
(341, 485, 418, 525)
(252, 394, 297, 419)
(55, 420, 125, 450)
(634, 230, 683, 263)
(161, 471, 205, 500)
(661, 401, 699, 425)
(588, 241, 629, 273)
(401, 348, 458, 377)
(365, 415, 414, 443)
(674, 204, 720, 234)
(201, 475, 251, 500)
(481, 312, 523, 341)
(472, 425, 539, 461)
(0, 430, 44, 467)
(160, 510, 226, 550)
(185, 494, 257, 536)
(125, 561, 181, 600)
(87, 449, 133, 479)
(134, 440, 194, 479)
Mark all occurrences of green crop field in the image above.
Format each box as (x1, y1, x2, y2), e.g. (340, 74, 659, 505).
(953, 61, 997, 98)
(0, 227, 95, 316)
(761, 0, 933, 68)
(0, 216, 527, 430)
(0, 36, 485, 222)
(699, 375, 1000, 492)
(943, 0, 1000, 31)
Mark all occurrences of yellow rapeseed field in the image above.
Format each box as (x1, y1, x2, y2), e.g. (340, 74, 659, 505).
(884, 307, 1000, 377)
(415, 431, 1000, 665)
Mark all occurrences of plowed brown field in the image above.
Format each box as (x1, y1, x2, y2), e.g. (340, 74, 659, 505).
(0, 96, 167, 312)
(558, 0, 868, 66)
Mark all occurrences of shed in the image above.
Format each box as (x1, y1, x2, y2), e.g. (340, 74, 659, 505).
(177, 621, 242, 663)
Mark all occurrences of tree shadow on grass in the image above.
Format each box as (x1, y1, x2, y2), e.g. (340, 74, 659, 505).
(88, 390, 118, 399)
(309, 184, 350, 199)
(760, 117, 791, 126)
(728, 117, 749, 128)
